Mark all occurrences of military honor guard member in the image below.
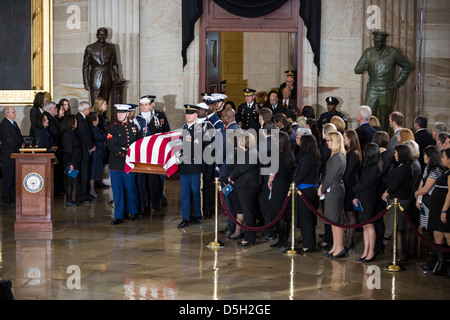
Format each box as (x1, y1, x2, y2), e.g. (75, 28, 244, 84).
(178, 104, 204, 228)
(317, 96, 348, 132)
(197, 102, 217, 219)
(133, 95, 171, 213)
(203, 95, 225, 132)
(211, 93, 228, 119)
(236, 88, 260, 131)
(107, 104, 140, 225)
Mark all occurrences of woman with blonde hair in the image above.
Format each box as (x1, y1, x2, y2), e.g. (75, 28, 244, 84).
(318, 131, 347, 258)
(331, 115, 346, 134)
(369, 116, 380, 130)
(398, 128, 415, 145)
(92, 97, 110, 133)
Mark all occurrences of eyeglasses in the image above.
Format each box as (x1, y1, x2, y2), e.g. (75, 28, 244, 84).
(326, 139, 332, 142)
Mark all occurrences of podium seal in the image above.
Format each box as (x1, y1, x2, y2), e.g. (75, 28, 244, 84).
(23, 173, 44, 193)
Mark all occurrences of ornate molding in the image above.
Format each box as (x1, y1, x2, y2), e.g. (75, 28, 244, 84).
(0, 0, 52, 105)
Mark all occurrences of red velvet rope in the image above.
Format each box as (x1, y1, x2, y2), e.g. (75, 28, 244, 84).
(398, 206, 450, 252)
(218, 186, 450, 253)
(218, 190, 290, 232)
(297, 191, 390, 229)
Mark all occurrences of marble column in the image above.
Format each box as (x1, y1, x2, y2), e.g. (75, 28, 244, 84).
(88, 0, 140, 105)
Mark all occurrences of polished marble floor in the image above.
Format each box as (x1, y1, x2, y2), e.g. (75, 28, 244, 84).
(1, 176, 450, 302)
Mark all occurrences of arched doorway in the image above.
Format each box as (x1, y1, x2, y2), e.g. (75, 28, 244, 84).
(199, 0, 304, 108)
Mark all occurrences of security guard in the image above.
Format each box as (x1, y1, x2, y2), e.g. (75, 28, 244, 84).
(317, 96, 348, 132)
(178, 104, 204, 228)
(236, 88, 260, 132)
(107, 104, 140, 225)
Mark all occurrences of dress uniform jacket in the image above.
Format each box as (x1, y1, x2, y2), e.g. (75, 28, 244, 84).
(317, 111, 348, 132)
(107, 121, 139, 171)
(236, 102, 260, 131)
(179, 123, 203, 175)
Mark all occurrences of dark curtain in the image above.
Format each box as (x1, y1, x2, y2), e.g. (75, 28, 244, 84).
(299, 0, 321, 73)
(182, 0, 203, 68)
(213, 0, 288, 18)
(182, 0, 321, 72)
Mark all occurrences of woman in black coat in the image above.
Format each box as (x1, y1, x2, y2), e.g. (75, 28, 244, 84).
(382, 144, 414, 264)
(293, 134, 321, 252)
(268, 131, 295, 248)
(87, 111, 106, 198)
(343, 129, 362, 250)
(372, 131, 391, 256)
(30, 92, 47, 140)
(61, 115, 83, 207)
(33, 113, 57, 152)
(353, 143, 382, 262)
(229, 132, 262, 246)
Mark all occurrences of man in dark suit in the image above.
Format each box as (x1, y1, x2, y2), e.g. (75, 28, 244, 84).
(43, 101, 64, 195)
(279, 87, 297, 113)
(0, 106, 25, 205)
(263, 91, 287, 116)
(75, 101, 97, 204)
(355, 105, 376, 151)
(83, 27, 121, 105)
(414, 116, 436, 171)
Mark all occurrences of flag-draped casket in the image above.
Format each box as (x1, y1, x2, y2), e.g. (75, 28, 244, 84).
(125, 131, 182, 177)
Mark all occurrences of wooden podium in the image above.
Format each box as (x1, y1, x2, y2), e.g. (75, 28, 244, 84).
(11, 150, 56, 232)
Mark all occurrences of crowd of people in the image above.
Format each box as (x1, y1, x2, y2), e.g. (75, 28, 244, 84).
(1, 75, 449, 275)
(188, 80, 450, 276)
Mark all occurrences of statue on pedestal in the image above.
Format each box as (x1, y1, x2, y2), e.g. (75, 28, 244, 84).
(354, 31, 413, 132)
(83, 28, 121, 106)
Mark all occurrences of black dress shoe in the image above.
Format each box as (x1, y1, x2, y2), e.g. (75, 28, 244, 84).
(65, 201, 79, 207)
(193, 217, 203, 225)
(329, 249, 347, 259)
(177, 220, 190, 228)
(238, 241, 254, 247)
(111, 219, 123, 225)
(356, 256, 367, 262)
(227, 234, 244, 240)
(128, 214, 139, 221)
(301, 247, 315, 253)
(79, 199, 91, 204)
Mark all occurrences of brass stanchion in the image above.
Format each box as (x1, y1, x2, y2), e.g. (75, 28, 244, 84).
(207, 178, 225, 248)
(284, 183, 298, 255)
(385, 198, 405, 272)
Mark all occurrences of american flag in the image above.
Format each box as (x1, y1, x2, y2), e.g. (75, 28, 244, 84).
(125, 131, 183, 177)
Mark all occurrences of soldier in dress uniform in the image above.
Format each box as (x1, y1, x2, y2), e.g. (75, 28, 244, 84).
(197, 102, 217, 219)
(211, 93, 228, 119)
(107, 104, 140, 225)
(177, 104, 204, 228)
(133, 95, 171, 214)
(203, 95, 224, 132)
(236, 88, 260, 132)
(317, 96, 348, 132)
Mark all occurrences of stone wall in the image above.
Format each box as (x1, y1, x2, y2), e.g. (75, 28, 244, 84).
(5, 0, 448, 134)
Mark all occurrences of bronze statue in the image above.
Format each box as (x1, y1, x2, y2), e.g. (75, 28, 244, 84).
(354, 31, 413, 132)
(83, 28, 121, 105)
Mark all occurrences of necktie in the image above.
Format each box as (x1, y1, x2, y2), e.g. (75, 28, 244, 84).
(284, 100, 288, 108)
